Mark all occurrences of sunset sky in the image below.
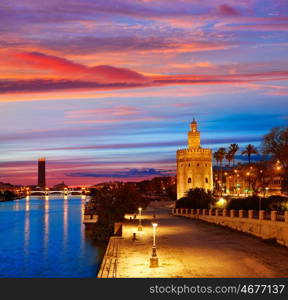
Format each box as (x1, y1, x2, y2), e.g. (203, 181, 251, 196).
(0, 0, 288, 186)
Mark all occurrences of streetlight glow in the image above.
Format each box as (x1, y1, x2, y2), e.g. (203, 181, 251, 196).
(150, 222, 159, 268)
(216, 197, 226, 207)
(138, 207, 142, 231)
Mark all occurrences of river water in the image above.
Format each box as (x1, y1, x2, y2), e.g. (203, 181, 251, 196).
(0, 196, 104, 278)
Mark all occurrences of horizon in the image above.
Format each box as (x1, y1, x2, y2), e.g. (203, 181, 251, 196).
(0, 0, 288, 186)
(0, 126, 280, 187)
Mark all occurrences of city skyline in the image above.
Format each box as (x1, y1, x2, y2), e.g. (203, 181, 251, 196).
(0, 0, 288, 185)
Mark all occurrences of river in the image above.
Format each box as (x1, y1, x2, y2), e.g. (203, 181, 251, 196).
(0, 196, 105, 278)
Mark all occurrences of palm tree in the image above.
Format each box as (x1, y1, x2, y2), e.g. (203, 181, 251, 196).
(213, 151, 222, 193)
(217, 147, 226, 168)
(217, 147, 226, 192)
(225, 150, 233, 166)
(229, 144, 239, 166)
(213, 151, 221, 167)
(242, 144, 259, 164)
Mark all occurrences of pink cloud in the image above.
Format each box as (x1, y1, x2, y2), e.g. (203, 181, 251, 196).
(1, 52, 288, 97)
(218, 4, 241, 16)
(65, 106, 140, 119)
(15, 52, 147, 83)
(64, 116, 163, 124)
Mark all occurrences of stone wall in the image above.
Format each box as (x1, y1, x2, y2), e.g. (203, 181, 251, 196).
(176, 150, 213, 199)
(173, 208, 288, 248)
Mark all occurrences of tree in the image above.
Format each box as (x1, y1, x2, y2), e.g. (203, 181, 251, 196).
(0, 190, 17, 201)
(217, 147, 226, 168)
(242, 144, 258, 164)
(217, 147, 226, 185)
(262, 127, 288, 193)
(225, 150, 233, 166)
(245, 161, 273, 195)
(176, 188, 215, 209)
(89, 183, 148, 241)
(262, 127, 288, 170)
(229, 144, 239, 166)
(166, 184, 177, 201)
(213, 151, 221, 167)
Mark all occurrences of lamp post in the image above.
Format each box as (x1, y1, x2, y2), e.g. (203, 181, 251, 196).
(264, 186, 269, 198)
(138, 207, 142, 231)
(246, 172, 250, 195)
(150, 222, 159, 268)
(233, 169, 238, 195)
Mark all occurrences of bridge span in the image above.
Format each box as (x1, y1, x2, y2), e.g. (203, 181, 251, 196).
(28, 190, 84, 196)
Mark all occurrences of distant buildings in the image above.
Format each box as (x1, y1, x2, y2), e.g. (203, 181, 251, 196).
(214, 162, 284, 196)
(176, 119, 213, 199)
(0, 182, 22, 193)
(52, 182, 68, 191)
(38, 157, 46, 188)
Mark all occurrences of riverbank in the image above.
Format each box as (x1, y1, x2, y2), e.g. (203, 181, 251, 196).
(0, 196, 23, 202)
(102, 205, 288, 278)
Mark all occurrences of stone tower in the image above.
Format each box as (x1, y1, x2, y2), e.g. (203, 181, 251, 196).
(176, 119, 213, 199)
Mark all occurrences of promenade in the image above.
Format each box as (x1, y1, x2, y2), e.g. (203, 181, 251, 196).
(115, 205, 288, 278)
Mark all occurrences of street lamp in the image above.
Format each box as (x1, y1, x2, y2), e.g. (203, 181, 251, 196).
(150, 222, 159, 268)
(246, 172, 251, 194)
(138, 207, 142, 231)
(264, 186, 269, 198)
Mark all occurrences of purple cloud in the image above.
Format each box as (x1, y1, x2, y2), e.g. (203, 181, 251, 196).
(65, 168, 174, 178)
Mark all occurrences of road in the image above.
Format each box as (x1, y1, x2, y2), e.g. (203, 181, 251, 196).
(116, 206, 288, 277)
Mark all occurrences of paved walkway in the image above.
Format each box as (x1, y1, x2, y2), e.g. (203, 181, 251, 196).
(116, 206, 288, 278)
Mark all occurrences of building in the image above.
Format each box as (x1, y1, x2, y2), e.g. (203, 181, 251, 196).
(215, 161, 285, 197)
(0, 182, 22, 193)
(176, 119, 213, 199)
(38, 157, 46, 188)
(52, 181, 68, 191)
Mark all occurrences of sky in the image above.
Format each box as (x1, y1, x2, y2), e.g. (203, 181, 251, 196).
(0, 0, 288, 186)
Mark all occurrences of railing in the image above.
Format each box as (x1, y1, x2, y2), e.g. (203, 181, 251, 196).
(173, 208, 288, 223)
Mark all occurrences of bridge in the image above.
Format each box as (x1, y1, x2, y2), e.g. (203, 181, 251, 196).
(27, 190, 85, 196)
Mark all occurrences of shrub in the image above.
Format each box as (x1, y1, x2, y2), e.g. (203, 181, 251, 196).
(225, 195, 288, 211)
(175, 188, 215, 209)
(0, 190, 17, 201)
(267, 195, 288, 211)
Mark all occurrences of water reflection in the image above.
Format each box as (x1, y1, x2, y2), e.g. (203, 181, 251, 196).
(43, 196, 49, 258)
(63, 196, 68, 248)
(24, 198, 30, 256)
(14, 199, 20, 211)
(25, 197, 30, 212)
(0, 196, 104, 277)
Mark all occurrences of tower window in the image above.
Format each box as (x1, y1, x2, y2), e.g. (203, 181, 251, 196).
(188, 178, 192, 184)
(197, 163, 200, 167)
(188, 163, 190, 167)
(205, 177, 208, 183)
